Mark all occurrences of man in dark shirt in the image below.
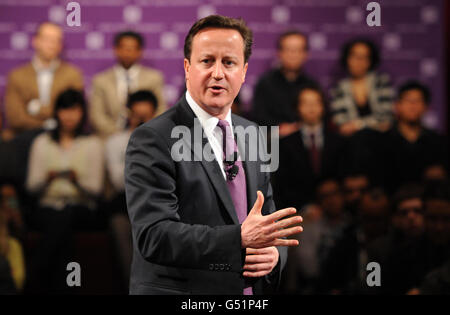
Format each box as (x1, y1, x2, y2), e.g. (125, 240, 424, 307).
(251, 31, 316, 137)
(381, 81, 448, 194)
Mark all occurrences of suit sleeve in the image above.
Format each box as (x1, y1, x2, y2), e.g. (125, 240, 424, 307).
(125, 125, 244, 272)
(5, 71, 44, 132)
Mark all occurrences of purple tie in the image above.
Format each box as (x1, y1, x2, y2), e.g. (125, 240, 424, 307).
(216, 119, 253, 295)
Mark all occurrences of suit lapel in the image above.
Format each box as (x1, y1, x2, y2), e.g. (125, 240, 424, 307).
(108, 68, 122, 117)
(27, 63, 40, 101)
(176, 97, 239, 224)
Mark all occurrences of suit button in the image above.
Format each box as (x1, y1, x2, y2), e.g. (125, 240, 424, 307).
(209, 264, 214, 271)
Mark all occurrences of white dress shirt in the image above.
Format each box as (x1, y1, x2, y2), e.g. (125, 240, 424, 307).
(185, 90, 233, 180)
(31, 56, 60, 107)
(301, 123, 324, 149)
(114, 64, 141, 128)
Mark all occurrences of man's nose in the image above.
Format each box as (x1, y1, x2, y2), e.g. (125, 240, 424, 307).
(212, 62, 225, 80)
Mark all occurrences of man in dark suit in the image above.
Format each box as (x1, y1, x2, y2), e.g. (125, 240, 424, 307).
(125, 15, 303, 295)
(273, 83, 346, 211)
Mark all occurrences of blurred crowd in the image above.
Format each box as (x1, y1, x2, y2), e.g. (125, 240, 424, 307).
(0, 22, 448, 294)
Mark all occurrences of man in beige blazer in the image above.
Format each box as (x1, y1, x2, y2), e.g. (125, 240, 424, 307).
(90, 31, 166, 138)
(4, 22, 83, 135)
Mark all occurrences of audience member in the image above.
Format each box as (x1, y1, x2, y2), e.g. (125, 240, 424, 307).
(319, 187, 390, 294)
(0, 194, 25, 293)
(4, 22, 83, 135)
(25, 89, 104, 292)
(273, 83, 345, 211)
(90, 31, 166, 138)
(342, 172, 370, 217)
(104, 90, 158, 289)
(367, 183, 428, 294)
(330, 39, 394, 137)
(284, 179, 350, 294)
(381, 81, 448, 194)
(252, 30, 316, 137)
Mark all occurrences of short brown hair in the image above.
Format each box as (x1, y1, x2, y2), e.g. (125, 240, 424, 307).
(184, 15, 253, 64)
(277, 30, 308, 51)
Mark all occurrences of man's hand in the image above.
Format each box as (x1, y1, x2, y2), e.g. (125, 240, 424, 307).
(278, 122, 299, 138)
(241, 191, 303, 249)
(243, 247, 279, 278)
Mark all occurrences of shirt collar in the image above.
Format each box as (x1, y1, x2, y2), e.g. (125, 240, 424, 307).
(32, 55, 60, 72)
(185, 90, 233, 135)
(114, 63, 141, 78)
(302, 123, 323, 136)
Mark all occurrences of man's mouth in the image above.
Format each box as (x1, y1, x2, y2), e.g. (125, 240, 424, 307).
(209, 85, 226, 93)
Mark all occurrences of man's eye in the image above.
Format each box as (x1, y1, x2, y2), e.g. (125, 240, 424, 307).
(224, 60, 234, 66)
(202, 59, 210, 64)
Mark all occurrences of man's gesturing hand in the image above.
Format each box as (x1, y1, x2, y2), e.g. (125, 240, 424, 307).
(241, 191, 303, 249)
(243, 247, 279, 278)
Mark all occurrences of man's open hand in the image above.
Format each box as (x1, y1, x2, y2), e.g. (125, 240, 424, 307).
(241, 191, 303, 248)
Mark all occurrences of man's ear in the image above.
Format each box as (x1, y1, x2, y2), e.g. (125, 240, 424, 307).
(242, 62, 248, 83)
(184, 58, 190, 81)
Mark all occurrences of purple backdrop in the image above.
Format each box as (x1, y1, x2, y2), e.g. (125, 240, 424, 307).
(0, 0, 446, 131)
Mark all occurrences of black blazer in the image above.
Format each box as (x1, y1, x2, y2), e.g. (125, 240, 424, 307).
(273, 128, 345, 211)
(125, 95, 287, 295)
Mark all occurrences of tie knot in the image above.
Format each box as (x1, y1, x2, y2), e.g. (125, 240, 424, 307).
(217, 119, 230, 130)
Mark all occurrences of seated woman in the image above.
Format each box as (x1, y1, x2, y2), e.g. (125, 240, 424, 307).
(26, 89, 104, 293)
(330, 38, 394, 136)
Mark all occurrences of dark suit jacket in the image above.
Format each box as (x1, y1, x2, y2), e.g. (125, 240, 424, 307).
(273, 128, 345, 211)
(125, 95, 287, 295)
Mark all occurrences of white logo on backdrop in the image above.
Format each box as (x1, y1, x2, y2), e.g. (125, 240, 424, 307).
(10, 32, 28, 50)
(48, 5, 66, 24)
(383, 33, 401, 51)
(271, 6, 290, 24)
(421, 6, 438, 24)
(160, 32, 178, 50)
(420, 58, 438, 77)
(310, 32, 327, 51)
(85, 31, 104, 50)
(197, 5, 216, 19)
(346, 6, 364, 24)
(123, 5, 142, 24)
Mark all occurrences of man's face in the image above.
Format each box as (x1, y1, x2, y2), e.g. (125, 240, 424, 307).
(32, 23, 63, 62)
(297, 89, 324, 125)
(395, 90, 427, 124)
(317, 180, 344, 218)
(393, 198, 425, 238)
(347, 43, 371, 78)
(115, 37, 142, 69)
(184, 28, 248, 118)
(278, 34, 308, 72)
(425, 199, 450, 245)
(128, 101, 156, 129)
(343, 175, 369, 207)
(57, 105, 83, 133)
(359, 194, 390, 240)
